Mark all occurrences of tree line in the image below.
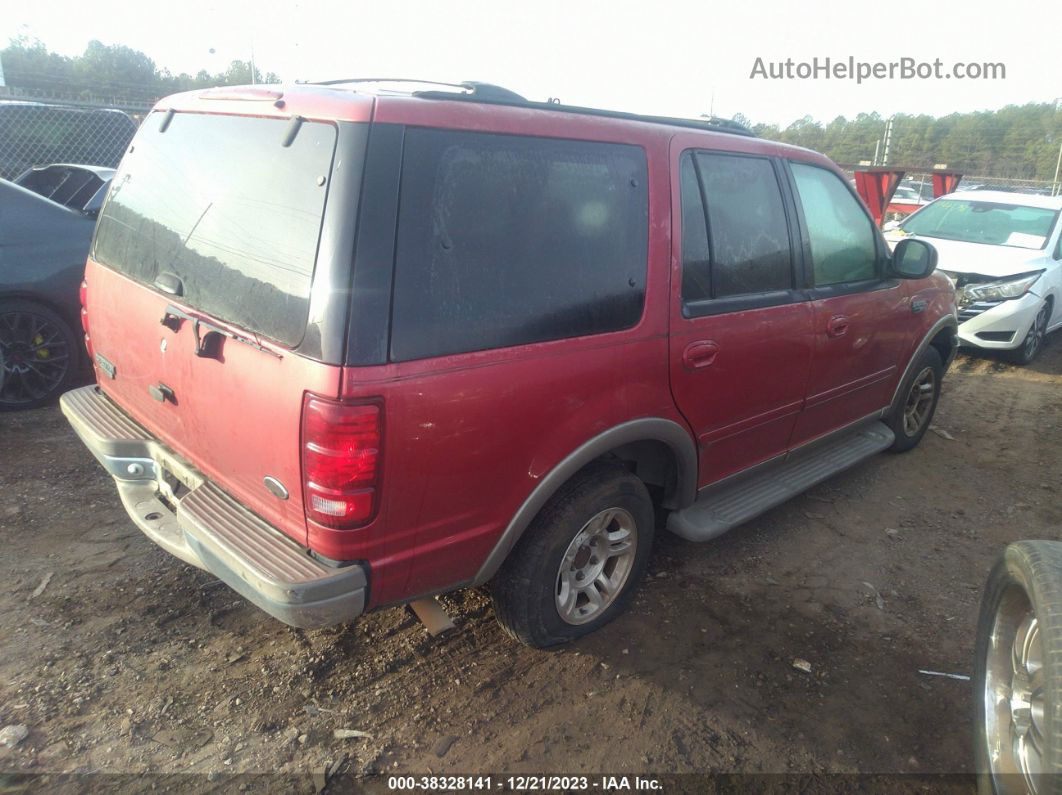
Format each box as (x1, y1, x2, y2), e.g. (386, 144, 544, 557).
(3, 37, 1059, 180)
(1, 37, 278, 105)
(739, 104, 1061, 181)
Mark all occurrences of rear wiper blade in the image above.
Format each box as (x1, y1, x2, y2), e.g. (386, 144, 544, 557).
(160, 305, 282, 360)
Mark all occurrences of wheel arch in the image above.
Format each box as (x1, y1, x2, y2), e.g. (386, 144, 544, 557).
(0, 290, 77, 323)
(889, 314, 957, 416)
(472, 418, 697, 586)
(928, 324, 957, 371)
(1041, 291, 1057, 326)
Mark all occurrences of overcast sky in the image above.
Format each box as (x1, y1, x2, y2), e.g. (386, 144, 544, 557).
(2, 0, 1059, 127)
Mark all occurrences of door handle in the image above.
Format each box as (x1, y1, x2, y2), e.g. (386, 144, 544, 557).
(826, 315, 849, 338)
(682, 341, 719, 370)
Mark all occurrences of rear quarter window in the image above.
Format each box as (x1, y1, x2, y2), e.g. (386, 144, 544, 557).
(92, 112, 336, 347)
(389, 129, 649, 362)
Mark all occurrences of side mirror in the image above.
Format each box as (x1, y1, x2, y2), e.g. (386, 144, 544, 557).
(891, 238, 937, 279)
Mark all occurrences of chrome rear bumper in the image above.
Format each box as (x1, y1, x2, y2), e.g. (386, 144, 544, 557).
(60, 385, 367, 629)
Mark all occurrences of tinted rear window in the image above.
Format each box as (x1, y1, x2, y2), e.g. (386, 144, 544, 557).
(93, 112, 336, 346)
(390, 129, 648, 362)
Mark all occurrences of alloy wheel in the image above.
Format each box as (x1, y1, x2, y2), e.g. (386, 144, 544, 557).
(984, 585, 1046, 794)
(0, 310, 72, 408)
(902, 366, 935, 437)
(555, 507, 638, 625)
(1022, 305, 1049, 362)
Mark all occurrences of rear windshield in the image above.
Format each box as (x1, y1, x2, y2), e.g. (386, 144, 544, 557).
(901, 199, 1059, 250)
(93, 112, 336, 346)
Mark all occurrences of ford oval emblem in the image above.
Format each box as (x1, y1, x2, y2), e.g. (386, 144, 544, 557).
(263, 476, 289, 500)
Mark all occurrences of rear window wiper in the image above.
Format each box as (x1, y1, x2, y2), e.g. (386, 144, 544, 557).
(160, 305, 282, 360)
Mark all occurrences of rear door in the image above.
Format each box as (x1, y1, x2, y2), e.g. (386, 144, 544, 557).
(85, 110, 347, 546)
(785, 160, 912, 446)
(669, 149, 814, 487)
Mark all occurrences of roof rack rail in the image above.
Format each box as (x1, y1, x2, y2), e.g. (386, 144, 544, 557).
(306, 78, 528, 103)
(308, 78, 755, 137)
(308, 78, 468, 89)
(412, 86, 754, 137)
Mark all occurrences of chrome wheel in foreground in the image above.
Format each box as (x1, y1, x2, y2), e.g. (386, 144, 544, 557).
(984, 584, 1045, 794)
(0, 310, 72, 408)
(902, 366, 936, 437)
(556, 507, 638, 625)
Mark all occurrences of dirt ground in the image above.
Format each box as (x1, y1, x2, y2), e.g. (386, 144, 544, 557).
(1, 342, 1060, 792)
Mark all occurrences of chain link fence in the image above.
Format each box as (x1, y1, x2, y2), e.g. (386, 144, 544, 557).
(903, 172, 1059, 197)
(0, 90, 143, 180)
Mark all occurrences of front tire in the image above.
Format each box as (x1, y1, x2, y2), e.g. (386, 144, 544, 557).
(491, 463, 654, 648)
(886, 345, 943, 453)
(974, 541, 1062, 795)
(1006, 302, 1051, 366)
(0, 298, 79, 411)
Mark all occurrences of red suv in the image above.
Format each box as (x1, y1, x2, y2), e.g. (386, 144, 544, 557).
(62, 80, 957, 647)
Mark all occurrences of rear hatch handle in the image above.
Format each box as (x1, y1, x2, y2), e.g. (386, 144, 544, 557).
(160, 305, 282, 361)
(154, 272, 185, 296)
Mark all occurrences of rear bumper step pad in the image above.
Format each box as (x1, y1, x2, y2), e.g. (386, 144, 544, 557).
(60, 385, 366, 628)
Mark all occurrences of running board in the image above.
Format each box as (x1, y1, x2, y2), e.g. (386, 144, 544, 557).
(667, 421, 894, 542)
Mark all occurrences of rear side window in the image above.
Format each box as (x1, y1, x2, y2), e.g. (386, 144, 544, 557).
(790, 162, 878, 286)
(681, 152, 792, 304)
(390, 129, 648, 362)
(93, 112, 336, 346)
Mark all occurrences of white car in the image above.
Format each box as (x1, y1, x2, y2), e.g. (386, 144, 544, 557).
(884, 191, 1062, 364)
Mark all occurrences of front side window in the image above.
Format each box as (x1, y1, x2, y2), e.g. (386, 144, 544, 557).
(790, 162, 879, 286)
(390, 129, 648, 362)
(681, 152, 792, 304)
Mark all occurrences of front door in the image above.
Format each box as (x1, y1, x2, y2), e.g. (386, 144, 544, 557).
(668, 147, 814, 488)
(785, 161, 912, 446)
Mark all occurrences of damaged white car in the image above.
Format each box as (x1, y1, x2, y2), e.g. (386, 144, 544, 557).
(885, 191, 1062, 364)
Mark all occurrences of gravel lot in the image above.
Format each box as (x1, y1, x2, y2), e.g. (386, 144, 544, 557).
(1, 344, 1060, 791)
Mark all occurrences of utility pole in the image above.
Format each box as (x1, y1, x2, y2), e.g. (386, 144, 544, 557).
(1053, 140, 1062, 197)
(882, 117, 894, 167)
(0, 52, 6, 87)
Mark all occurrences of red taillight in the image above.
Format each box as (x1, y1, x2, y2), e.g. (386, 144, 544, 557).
(301, 395, 382, 530)
(79, 280, 93, 359)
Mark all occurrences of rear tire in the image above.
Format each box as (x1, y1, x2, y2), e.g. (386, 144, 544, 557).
(491, 462, 654, 648)
(886, 345, 943, 453)
(974, 541, 1062, 794)
(0, 298, 78, 411)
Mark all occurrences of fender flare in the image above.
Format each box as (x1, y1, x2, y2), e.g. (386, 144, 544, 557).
(888, 314, 958, 415)
(472, 417, 698, 586)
